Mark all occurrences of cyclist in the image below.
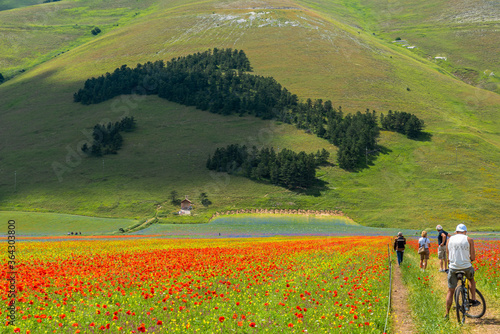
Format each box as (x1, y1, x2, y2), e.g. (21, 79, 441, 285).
(444, 223, 480, 319)
(436, 225, 449, 272)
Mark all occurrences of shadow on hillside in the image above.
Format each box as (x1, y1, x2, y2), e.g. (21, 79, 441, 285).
(349, 144, 392, 172)
(247, 177, 329, 197)
(293, 179, 329, 197)
(414, 131, 432, 142)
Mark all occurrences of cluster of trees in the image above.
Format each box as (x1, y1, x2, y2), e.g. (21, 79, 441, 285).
(380, 110, 424, 139)
(206, 144, 330, 189)
(73, 48, 296, 119)
(283, 100, 380, 169)
(74, 49, 425, 171)
(0, 73, 4, 84)
(42, 0, 61, 3)
(327, 109, 379, 170)
(91, 27, 102, 36)
(82, 117, 136, 156)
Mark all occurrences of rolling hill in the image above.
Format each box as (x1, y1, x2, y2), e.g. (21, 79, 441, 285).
(0, 0, 499, 230)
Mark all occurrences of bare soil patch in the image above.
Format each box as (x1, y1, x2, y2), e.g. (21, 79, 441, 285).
(391, 264, 417, 333)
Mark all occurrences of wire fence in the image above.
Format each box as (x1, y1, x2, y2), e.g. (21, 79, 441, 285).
(384, 244, 393, 333)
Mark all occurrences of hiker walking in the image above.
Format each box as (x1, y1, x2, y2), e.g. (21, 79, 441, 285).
(436, 225, 449, 272)
(393, 232, 406, 266)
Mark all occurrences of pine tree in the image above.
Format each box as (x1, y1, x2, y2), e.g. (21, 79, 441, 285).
(170, 190, 179, 205)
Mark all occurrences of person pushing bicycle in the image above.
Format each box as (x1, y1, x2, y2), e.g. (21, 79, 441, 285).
(444, 223, 480, 319)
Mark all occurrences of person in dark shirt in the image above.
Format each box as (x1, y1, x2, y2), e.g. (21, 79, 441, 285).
(393, 232, 407, 266)
(436, 225, 449, 273)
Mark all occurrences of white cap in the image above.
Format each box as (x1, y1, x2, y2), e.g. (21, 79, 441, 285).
(456, 223, 467, 232)
(436, 225, 443, 230)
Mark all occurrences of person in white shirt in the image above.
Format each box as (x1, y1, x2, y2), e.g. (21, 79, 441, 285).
(444, 223, 480, 319)
(418, 230, 431, 270)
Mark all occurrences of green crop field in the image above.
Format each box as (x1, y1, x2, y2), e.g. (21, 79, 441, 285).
(0, 211, 135, 236)
(0, 0, 499, 231)
(132, 214, 418, 238)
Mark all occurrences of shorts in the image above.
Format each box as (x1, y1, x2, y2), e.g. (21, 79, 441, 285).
(448, 267, 475, 289)
(438, 245, 447, 259)
(420, 249, 430, 260)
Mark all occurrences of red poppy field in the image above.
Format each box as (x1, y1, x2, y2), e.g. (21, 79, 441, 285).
(2, 237, 392, 333)
(473, 240, 500, 294)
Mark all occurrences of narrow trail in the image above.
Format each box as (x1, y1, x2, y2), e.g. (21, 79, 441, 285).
(129, 205, 161, 232)
(391, 263, 417, 334)
(431, 258, 500, 333)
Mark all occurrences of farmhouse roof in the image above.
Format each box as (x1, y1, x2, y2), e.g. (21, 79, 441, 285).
(181, 196, 191, 204)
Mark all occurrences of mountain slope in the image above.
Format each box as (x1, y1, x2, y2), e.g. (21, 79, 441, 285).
(0, 0, 499, 229)
(297, 0, 500, 93)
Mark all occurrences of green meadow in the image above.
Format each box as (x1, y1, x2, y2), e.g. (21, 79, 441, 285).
(0, 0, 41, 11)
(0, 0, 499, 230)
(0, 211, 135, 236)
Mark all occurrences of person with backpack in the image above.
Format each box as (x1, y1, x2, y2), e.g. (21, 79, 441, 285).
(436, 225, 449, 272)
(418, 230, 431, 271)
(393, 232, 406, 266)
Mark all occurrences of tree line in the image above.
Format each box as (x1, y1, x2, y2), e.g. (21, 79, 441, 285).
(74, 48, 425, 170)
(82, 117, 136, 156)
(206, 144, 330, 189)
(283, 100, 380, 170)
(73, 48, 294, 120)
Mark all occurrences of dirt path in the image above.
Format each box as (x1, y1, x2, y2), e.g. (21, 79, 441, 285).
(391, 264, 417, 333)
(431, 258, 500, 333)
(128, 205, 161, 232)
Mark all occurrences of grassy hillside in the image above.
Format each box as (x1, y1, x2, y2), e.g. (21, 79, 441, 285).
(0, 0, 42, 11)
(0, 0, 157, 79)
(298, 0, 500, 93)
(0, 0, 499, 230)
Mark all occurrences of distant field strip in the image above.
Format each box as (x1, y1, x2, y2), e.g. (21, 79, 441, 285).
(0, 211, 136, 236)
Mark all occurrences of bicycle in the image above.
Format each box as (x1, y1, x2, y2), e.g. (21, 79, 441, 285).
(454, 270, 486, 324)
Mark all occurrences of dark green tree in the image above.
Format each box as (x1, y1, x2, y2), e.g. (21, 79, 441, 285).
(91, 27, 101, 35)
(404, 115, 424, 139)
(170, 190, 180, 205)
(199, 192, 212, 207)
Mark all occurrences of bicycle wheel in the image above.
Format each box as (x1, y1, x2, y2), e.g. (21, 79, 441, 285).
(465, 288, 486, 318)
(455, 285, 466, 324)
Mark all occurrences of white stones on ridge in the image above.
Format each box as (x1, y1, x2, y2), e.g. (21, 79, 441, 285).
(208, 11, 302, 28)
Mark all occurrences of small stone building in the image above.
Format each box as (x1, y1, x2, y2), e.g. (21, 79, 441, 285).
(180, 196, 192, 210)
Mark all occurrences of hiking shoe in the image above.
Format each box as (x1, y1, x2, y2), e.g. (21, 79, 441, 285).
(444, 314, 449, 320)
(439, 269, 445, 272)
(470, 300, 481, 307)
(444, 269, 449, 273)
